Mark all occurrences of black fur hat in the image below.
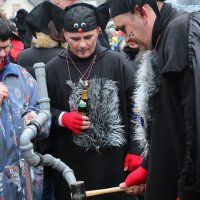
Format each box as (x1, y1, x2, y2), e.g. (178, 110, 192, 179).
(63, 3, 99, 33)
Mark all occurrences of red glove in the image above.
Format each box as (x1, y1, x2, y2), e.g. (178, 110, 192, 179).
(61, 111, 83, 135)
(125, 166, 147, 187)
(124, 154, 143, 172)
(176, 198, 180, 200)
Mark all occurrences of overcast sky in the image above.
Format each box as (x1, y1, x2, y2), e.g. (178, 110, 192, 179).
(167, 0, 200, 5)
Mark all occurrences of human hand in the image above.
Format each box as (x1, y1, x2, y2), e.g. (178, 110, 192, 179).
(23, 111, 37, 125)
(0, 82, 8, 105)
(123, 166, 147, 187)
(61, 111, 90, 135)
(120, 182, 146, 196)
(124, 154, 143, 172)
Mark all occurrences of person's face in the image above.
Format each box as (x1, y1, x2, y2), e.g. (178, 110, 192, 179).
(112, 6, 156, 50)
(64, 28, 99, 59)
(0, 39, 12, 62)
(0, 11, 7, 18)
(54, 0, 77, 9)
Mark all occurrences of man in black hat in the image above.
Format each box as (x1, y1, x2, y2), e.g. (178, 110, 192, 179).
(14, 9, 30, 46)
(45, 3, 141, 200)
(109, 0, 200, 200)
(53, 0, 110, 48)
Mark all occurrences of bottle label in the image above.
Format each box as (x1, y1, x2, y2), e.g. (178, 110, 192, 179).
(78, 100, 87, 116)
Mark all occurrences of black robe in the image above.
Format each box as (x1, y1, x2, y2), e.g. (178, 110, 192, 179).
(17, 46, 64, 78)
(45, 44, 139, 200)
(134, 4, 200, 200)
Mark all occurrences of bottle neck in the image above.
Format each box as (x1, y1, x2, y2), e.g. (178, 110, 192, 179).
(81, 89, 88, 101)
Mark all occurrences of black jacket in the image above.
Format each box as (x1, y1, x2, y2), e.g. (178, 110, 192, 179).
(45, 44, 139, 200)
(134, 4, 200, 200)
(17, 35, 64, 78)
(188, 10, 200, 198)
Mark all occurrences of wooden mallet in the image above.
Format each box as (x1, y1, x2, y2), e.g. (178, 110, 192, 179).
(85, 186, 137, 197)
(71, 181, 136, 199)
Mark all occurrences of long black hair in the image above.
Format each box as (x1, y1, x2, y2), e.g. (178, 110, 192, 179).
(0, 17, 12, 41)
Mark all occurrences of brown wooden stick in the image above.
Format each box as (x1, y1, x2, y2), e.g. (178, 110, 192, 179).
(85, 186, 136, 197)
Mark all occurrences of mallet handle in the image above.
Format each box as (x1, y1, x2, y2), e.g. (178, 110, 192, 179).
(85, 186, 136, 197)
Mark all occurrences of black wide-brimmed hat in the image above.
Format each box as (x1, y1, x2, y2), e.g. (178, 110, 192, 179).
(96, 1, 110, 31)
(16, 8, 28, 31)
(25, 1, 63, 37)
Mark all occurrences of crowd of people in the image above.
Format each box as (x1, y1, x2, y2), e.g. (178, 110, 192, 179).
(0, 0, 200, 200)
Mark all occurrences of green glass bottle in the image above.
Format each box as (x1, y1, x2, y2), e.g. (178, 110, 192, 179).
(78, 99, 88, 116)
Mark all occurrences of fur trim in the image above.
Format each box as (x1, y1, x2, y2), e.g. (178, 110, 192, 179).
(32, 32, 60, 48)
(66, 79, 83, 112)
(61, 42, 68, 49)
(66, 77, 126, 151)
(133, 51, 158, 157)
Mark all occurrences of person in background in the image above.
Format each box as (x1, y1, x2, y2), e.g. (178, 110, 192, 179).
(109, 0, 200, 199)
(0, 16, 25, 63)
(17, 3, 67, 200)
(9, 20, 24, 63)
(17, 2, 65, 78)
(0, 9, 7, 18)
(11, 9, 32, 49)
(0, 16, 49, 200)
(13, 9, 29, 45)
(45, 3, 142, 200)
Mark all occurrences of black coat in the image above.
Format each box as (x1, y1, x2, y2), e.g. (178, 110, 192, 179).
(17, 46, 64, 78)
(188, 10, 200, 199)
(45, 44, 139, 200)
(136, 6, 200, 200)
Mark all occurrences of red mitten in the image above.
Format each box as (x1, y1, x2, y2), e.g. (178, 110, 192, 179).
(125, 166, 147, 187)
(124, 154, 143, 172)
(61, 111, 83, 135)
